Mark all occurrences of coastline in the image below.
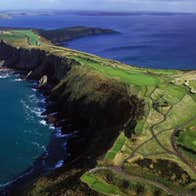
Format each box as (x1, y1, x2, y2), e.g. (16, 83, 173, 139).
(0, 30, 195, 195)
(0, 41, 135, 195)
(0, 71, 74, 195)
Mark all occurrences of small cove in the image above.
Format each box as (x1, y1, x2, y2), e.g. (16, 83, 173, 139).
(0, 70, 69, 187)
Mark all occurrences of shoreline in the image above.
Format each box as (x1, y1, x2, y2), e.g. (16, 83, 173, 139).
(0, 71, 75, 195)
(0, 40, 154, 195)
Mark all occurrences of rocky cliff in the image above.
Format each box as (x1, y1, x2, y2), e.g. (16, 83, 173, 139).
(0, 41, 144, 195)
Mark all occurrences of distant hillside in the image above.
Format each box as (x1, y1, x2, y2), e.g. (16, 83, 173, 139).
(36, 26, 119, 44)
(0, 13, 11, 19)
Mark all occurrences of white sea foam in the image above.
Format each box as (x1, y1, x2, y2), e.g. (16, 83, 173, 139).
(55, 128, 73, 138)
(29, 94, 38, 104)
(21, 99, 44, 119)
(32, 88, 37, 92)
(14, 78, 23, 82)
(40, 120, 47, 126)
(54, 160, 64, 169)
(29, 94, 36, 99)
(49, 124, 55, 130)
(39, 98, 46, 104)
(0, 73, 10, 79)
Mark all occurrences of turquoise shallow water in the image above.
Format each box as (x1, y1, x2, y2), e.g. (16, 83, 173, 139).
(0, 70, 51, 186)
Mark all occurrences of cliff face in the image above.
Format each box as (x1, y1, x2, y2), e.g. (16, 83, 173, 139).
(0, 41, 73, 81)
(0, 41, 143, 131)
(0, 41, 144, 195)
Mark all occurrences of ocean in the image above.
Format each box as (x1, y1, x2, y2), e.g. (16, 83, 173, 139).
(0, 12, 196, 69)
(0, 71, 50, 186)
(0, 12, 196, 186)
(0, 71, 69, 186)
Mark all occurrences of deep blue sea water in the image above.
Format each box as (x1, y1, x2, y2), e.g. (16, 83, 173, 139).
(0, 13, 196, 69)
(0, 12, 196, 186)
(0, 71, 51, 186)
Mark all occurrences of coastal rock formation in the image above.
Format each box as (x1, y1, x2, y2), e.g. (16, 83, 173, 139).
(0, 42, 143, 132)
(0, 41, 144, 195)
(0, 41, 76, 81)
(38, 75, 48, 87)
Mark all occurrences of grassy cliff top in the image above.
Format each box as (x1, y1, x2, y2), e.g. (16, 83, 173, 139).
(0, 29, 48, 46)
(1, 30, 196, 196)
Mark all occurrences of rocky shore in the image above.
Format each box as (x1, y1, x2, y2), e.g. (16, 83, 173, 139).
(0, 41, 143, 195)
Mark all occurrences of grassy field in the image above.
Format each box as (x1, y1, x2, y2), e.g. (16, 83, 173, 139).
(80, 59, 196, 195)
(0, 29, 40, 46)
(1, 30, 196, 196)
(188, 80, 196, 93)
(105, 132, 126, 161)
(81, 173, 127, 196)
(177, 129, 196, 152)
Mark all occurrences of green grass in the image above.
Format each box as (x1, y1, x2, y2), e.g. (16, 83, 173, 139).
(135, 120, 145, 135)
(188, 80, 196, 93)
(12, 30, 39, 45)
(154, 95, 196, 131)
(81, 174, 97, 185)
(0, 30, 39, 45)
(71, 56, 161, 87)
(152, 84, 186, 106)
(123, 164, 188, 193)
(81, 173, 127, 196)
(163, 84, 186, 102)
(105, 132, 126, 160)
(177, 129, 196, 152)
(0, 31, 25, 42)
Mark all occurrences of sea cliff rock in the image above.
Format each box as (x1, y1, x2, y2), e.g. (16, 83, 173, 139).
(0, 41, 77, 82)
(0, 41, 143, 145)
(0, 41, 144, 196)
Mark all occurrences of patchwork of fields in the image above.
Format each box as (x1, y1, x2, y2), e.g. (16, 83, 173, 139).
(81, 68, 196, 195)
(70, 38, 196, 195)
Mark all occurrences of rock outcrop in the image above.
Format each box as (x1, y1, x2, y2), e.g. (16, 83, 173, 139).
(38, 75, 48, 88)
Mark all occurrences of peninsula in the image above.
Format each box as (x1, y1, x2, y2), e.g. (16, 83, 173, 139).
(0, 26, 119, 45)
(36, 26, 119, 44)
